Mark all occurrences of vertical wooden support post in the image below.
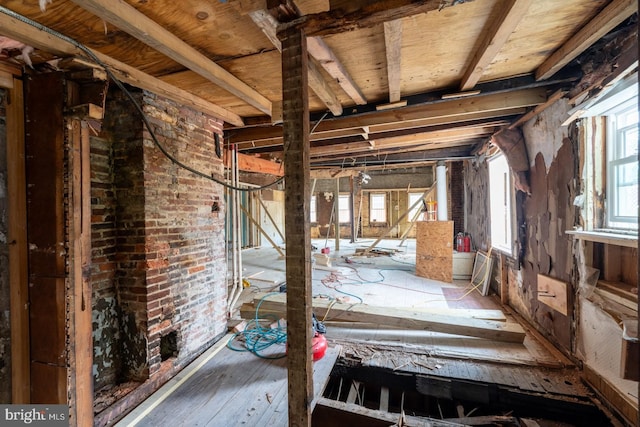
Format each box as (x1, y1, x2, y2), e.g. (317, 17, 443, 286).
(69, 119, 94, 426)
(349, 176, 356, 243)
(280, 25, 313, 427)
(500, 253, 508, 305)
(334, 178, 340, 251)
(7, 75, 30, 403)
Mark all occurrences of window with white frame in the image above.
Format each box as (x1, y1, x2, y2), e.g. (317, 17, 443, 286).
(408, 192, 424, 221)
(310, 195, 317, 223)
(583, 73, 638, 231)
(338, 194, 350, 223)
(488, 153, 514, 254)
(605, 96, 638, 229)
(369, 193, 387, 223)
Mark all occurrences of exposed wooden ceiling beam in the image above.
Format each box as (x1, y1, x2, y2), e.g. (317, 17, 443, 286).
(309, 126, 496, 157)
(459, 0, 532, 90)
(247, 9, 343, 115)
(535, 0, 638, 81)
(0, 9, 244, 126)
(311, 144, 476, 165)
(284, 0, 457, 37)
(229, 88, 546, 141)
(70, 0, 272, 116)
(307, 36, 367, 105)
(307, 57, 343, 115)
(383, 19, 403, 103)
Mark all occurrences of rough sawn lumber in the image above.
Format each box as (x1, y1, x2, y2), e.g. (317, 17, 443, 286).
(252, 293, 526, 343)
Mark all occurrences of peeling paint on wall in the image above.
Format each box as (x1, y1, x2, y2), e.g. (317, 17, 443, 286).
(523, 100, 571, 172)
(520, 122, 578, 353)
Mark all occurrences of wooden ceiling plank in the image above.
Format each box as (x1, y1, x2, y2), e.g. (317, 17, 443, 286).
(70, 0, 272, 115)
(0, 11, 244, 126)
(383, 19, 402, 103)
(535, 0, 638, 81)
(459, 0, 533, 91)
(307, 36, 367, 105)
(247, 8, 343, 115)
(508, 89, 566, 129)
(294, 0, 331, 15)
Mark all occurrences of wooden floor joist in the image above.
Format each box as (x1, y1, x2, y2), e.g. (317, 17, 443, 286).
(249, 294, 526, 343)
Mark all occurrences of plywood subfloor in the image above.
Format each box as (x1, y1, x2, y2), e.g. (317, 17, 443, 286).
(115, 337, 340, 427)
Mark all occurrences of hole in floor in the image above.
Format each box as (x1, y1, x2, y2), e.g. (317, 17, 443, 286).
(315, 366, 617, 427)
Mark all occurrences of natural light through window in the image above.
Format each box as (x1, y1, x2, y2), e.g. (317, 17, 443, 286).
(369, 193, 387, 223)
(408, 192, 424, 221)
(489, 153, 514, 254)
(310, 195, 317, 223)
(338, 194, 350, 223)
(606, 98, 638, 229)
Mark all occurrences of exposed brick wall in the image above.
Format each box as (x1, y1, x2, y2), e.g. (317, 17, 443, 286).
(0, 88, 10, 403)
(103, 88, 149, 381)
(90, 134, 122, 390)
(141, 92, 227, 374)
(96, 87, 228, 392)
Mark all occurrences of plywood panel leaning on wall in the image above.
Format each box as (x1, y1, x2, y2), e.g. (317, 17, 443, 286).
(416, 221, 453, 282)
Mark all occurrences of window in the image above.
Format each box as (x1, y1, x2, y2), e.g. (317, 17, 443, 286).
(310, 195, 317, 223)
(408, 192, 424, 221)
(606, 98, 638, 229)
(488, 153, 514, 254)
(583, 73, 638, 231)
(338, 194, 350, 223)
(369, 193, 387, 223)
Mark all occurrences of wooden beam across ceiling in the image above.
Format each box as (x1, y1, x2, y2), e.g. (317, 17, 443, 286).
(383, 19, 403, 103)
(228, 87, 546, 142)
(247, 8, 343, 115)
(69, 0, 272, 116)
(306, 36, 367, 105)
(236, 117, 509, 152)
(535, 0, 638, 81)
(0, 8, 244, 126)
(459, 0, 533, 91)
(284, 0, 457, 37)
(309, 126, 497, 157)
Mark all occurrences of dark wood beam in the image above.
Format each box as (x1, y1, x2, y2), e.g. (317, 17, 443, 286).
(280, 25, 313, 427)
(536, 0, 637, 80)
(284, 0, 456, 37)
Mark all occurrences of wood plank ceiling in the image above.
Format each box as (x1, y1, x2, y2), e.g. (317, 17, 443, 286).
(0, 0, 636, 171)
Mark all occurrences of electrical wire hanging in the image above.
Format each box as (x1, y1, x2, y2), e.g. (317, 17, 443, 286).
(0, 5, 283, 193)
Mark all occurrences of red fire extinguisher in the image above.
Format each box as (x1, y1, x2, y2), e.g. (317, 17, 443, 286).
(463, 233, 471, 252)
(456, 233, 464, 252)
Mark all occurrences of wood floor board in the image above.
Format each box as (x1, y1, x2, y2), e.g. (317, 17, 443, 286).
(120, 342, 340, 427)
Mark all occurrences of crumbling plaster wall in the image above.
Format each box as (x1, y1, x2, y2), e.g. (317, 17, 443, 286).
(0, 88, 9, 403)
(513, 99, 578, 352)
